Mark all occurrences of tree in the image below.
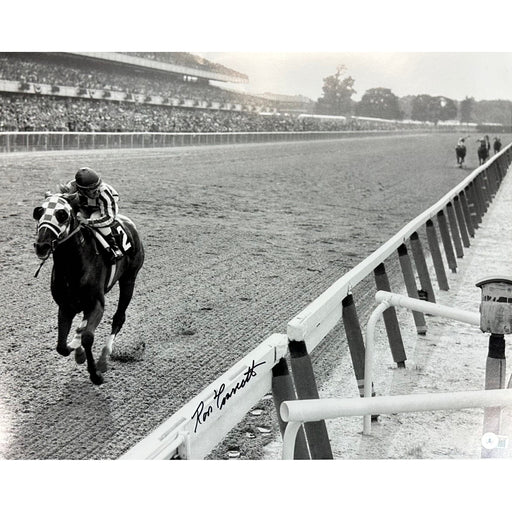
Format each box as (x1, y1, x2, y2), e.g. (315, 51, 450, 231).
(430, 96, 457, 122)
(459, 96, 474, 123)
(398, 95, 415, 119)
(316, 65, 356, 115)
(436, 97, 458, 121)
(411, 95, 457, 123)
(356, 88, 402, 120)
(411, 94, 432, 121)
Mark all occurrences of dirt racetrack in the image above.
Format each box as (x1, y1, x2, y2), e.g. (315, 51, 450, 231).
(0, 132, 490, 459)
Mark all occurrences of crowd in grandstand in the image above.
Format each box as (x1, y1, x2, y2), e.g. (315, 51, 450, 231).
(0, 54, 267, 109)
(0, 93, 301, 132)
(0, 53, 409, 134)
(0, 93, 407, 133)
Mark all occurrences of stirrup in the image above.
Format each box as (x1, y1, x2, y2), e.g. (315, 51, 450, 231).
(111, 248, 123, 260)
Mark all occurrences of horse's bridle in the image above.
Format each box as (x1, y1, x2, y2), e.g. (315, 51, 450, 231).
(34, 203, 82, 277)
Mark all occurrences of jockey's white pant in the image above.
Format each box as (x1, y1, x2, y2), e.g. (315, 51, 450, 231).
(89, 212, 114, 236)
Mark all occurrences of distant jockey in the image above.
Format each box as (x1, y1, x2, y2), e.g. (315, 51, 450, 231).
(58, 167, 123, 260)
(455, 137, 467, 167)
(494, 136, 502, 154)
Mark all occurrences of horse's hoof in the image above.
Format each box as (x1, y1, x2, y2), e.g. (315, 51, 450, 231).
(90, 372, 104, 386)
(97, 357, 108, 374)
(56, 345, 71, 357)
(97, 347, 110, 373)
(74, 347, 86, 365)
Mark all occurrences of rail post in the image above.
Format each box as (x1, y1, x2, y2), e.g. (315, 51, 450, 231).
(425, 221, 449, 291)
(271, 357, 310, 459)
(495, 160, 504, 187)
(446, 202, 464, 258)
(288, 340, 333, 459)
(437, 210, 457, 273)
(472, 178, 485, 224)
(410, 231, 436, 303)
(459, 190, 475, 238)
(342, 294, 380, 395)
(373, 263, 407, 365)
(487, 163, 498, 197)
(474, 174, 488, 214)
(476, 277, 512, 458)
(482, 170, 493, 204)
(397, 244, 428, 333)
(453, 196, 470, 248)
(466, 181, 482, 228)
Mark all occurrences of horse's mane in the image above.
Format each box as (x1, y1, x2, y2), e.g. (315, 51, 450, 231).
(60, 192, 80, 213)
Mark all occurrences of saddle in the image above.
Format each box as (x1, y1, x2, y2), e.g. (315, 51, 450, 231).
(89, 219, 133, 259)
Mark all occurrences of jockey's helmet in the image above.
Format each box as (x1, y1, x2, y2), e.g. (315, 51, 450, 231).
(75, 167, 102, 191)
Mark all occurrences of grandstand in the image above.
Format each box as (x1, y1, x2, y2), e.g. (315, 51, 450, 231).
(0, 52, 284, 132)
(0, 52, 443, 135)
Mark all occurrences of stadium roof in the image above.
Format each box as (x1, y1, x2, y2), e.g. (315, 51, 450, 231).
(65, 52, 249, 84)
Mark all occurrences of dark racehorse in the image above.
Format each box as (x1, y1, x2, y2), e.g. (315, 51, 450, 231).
(494, 137, 502, 154)
(478, 138, 489, 165)
(455, 144, 466, 167)
(33, 193, 144, 385)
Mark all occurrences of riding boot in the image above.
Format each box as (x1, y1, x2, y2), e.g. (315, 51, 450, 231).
(104, 234, 123, 260)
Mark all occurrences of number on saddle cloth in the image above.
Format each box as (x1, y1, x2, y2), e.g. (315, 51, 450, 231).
(89, 220, 132, 256)
(112, 221, 133, 254)
(98, 219, 133, 254)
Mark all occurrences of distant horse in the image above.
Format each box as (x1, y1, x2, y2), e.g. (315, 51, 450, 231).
(494, 137, 502, 154)
(485, 134, 491, 153)
(455, 144, 466, 167)
(33, 193, 144, 385)
(478, 139, 489, 165)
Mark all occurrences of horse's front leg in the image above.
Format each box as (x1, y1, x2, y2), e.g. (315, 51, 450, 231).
(67, 317, 87, 365)
(56, 308, 75, 357)
(81, 301, 105, 385)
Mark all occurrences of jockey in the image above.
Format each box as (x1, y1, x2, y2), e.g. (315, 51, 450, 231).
(59, 167, 123, 260)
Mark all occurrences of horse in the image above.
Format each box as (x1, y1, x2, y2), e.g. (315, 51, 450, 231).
(477, 139, 489, 165)
(33, 193, 144, 385)
(455, 144, 466, 167)
(494, 137, 502, 154)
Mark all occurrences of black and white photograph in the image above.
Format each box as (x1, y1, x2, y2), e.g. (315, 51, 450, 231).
(1, 1, 511, 509)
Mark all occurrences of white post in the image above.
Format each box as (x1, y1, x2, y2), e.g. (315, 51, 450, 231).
(364, 300, 390, 434)
(281, 389, 512, 460)
(362, 291, 480, 434)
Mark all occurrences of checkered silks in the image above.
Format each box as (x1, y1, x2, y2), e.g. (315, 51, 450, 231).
(37, 195, 73, 238)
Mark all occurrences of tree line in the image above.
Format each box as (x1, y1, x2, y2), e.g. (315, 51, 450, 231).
(316, 65, 512, 126)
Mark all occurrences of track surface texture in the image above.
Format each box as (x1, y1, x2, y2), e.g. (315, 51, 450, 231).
(0, 132, 484, 459)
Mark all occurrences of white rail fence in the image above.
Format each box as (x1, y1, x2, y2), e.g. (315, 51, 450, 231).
(119, 143, 511, 459)
(286, 148, 508, 352)
(362, 291, 480, 433)
(280, 389, 512, 459)
(120, 334, 288, 460)
(0, 129, 432, 153)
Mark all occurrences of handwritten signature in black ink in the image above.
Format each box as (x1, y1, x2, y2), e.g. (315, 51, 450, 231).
(191, 359, 266, 433)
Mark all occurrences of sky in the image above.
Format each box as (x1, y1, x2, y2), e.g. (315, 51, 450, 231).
(5, 2, 512, 105)
(197, 52, 512, 103)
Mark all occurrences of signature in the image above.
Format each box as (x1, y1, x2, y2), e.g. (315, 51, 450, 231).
(191, 359, 266, 433)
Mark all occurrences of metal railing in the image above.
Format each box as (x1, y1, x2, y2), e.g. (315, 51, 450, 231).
(287, 146, 511, 352)
(362, 291, 480, 433)
(281, 142, 512, 458)
(280, 388, 512, 459)
(0, 129, 429, 153)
